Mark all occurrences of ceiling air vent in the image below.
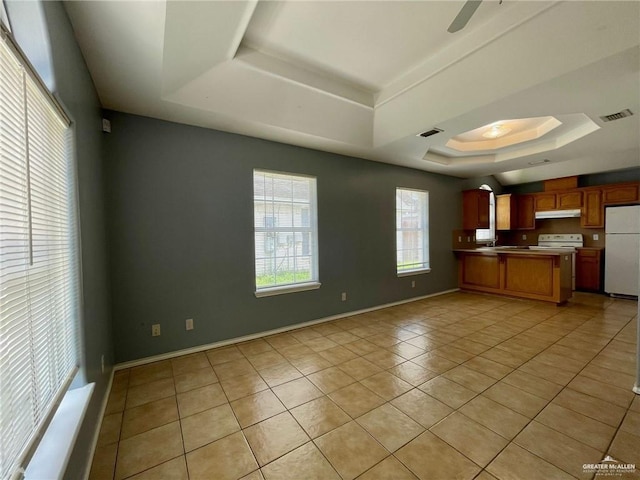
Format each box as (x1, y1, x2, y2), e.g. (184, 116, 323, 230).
(600, 109, 633, 122)
(417, 128, 443, 138)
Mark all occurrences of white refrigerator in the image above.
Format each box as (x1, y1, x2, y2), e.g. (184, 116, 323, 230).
(605, 205, 640, 297)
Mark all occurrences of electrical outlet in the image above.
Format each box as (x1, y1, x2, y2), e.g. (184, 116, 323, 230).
(152, 324, 161, 336)
(101, 354, 104, 374)
(522, 234, 527, 240)
(466, 236, 471, 242)
(411, 280, 415, 288)
(458, 236, 462, 242)
(593, 234, 599, 241)
(185, 318, 194, 330)
(341, 292, 347, 301)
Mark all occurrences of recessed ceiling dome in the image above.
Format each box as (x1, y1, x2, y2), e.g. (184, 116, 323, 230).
(446, 116, 562, 152)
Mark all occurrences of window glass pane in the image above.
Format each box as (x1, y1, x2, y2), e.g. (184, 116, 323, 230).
(253, 170, 318, 290)
(476, 185, 495, 242)
(0, 37, 78, 479)
(396, 188, 429, 273)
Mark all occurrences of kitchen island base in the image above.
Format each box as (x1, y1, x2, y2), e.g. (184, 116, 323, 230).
(455, 250, 573, 304)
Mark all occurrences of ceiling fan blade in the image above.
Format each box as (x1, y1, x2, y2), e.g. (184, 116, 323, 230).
(448, 0, 482, 33)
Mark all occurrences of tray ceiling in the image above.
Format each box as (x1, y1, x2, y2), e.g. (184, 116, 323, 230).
(63, 0, 640, 185)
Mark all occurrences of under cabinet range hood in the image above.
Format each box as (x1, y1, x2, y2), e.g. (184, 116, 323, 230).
(535, 209, 582, 220)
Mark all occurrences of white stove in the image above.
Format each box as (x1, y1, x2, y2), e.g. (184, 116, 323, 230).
(535, 234, 584, 249)
(532, 234, 583, 290)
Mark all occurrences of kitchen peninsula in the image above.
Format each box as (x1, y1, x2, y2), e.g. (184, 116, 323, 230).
(454, 247, 573, 304)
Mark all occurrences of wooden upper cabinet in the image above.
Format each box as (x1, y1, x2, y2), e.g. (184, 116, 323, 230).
(557, 191, 582, 209)
(534, 193, 556, 211)
(581, 189, 603, 228)
(462, 189, 490, 230)
(496, 194, 517, 231)
(544, 176, 578, 192)
(601, 183, 639, 205)
(516, 195, 535, 230)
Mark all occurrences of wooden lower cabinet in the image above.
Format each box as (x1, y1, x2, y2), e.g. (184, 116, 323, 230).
(576, 248, 603, 291)
(503, 256, 554, 296)
(457, 251, 572, 304)
(460, 254, 501, 288)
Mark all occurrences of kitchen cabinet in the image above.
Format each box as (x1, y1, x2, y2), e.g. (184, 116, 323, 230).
(544, 176, 578, 192)
(496, 194, 517, 231)
(581, 189, 603, 228)
(557, 191, 582, 209)
(576, 248, 603, 291)
(462, 189, 490, 230)
(534, 193, 556, 211)
(516, 195, 535, 230)
(456, 250, 572, 304)
(602, 183, 639, 205)
(459, 253, 501, 289)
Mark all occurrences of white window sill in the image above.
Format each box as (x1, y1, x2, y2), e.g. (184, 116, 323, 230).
(24, 383, 94, 480)
(255, 282, 321, 298)
(397, 268, 431, 277)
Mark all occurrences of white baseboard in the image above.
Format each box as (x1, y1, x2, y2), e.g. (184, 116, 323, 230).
(115, 288, 459, 371)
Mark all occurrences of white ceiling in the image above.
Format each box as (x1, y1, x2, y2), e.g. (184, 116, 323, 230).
(63, 1, 640, 185)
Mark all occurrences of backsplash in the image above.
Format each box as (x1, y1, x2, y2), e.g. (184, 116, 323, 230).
(498, 218, 605, 248)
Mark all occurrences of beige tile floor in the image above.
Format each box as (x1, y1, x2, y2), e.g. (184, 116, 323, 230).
(90, 291, 640, 480)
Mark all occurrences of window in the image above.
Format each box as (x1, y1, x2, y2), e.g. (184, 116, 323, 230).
(396, 188, 429, 275)
(253, 170, 319, 296)
(476, 184, 495, 243)
(0, 34, 79, 479)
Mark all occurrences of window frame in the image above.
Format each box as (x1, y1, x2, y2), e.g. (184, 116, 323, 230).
(0, 28, 80, 480)
(395, 187, 430, 277)
(476, 184, 496, 243)
(253, 169, 320, 297)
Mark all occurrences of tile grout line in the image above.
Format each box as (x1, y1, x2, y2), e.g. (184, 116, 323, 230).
(93, 293, 636, 480)
(412, 301, 635, 480)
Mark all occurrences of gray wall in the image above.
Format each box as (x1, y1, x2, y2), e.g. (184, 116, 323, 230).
(104, 112, 463, 363)
(10, 2, 114, 478)
(460, 175, 503, 194)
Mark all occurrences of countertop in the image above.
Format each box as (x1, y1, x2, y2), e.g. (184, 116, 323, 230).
(453, 247, 575, 256)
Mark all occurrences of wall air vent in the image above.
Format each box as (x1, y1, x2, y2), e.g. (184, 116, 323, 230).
(417, 128, 443, 138)
(528, 159, 551, 166)
(600, 109, 633, 122)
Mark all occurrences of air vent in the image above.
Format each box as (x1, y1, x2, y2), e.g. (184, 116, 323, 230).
(528, 159, 551, 166)
(600, 109, 633, 122)
(417, 128, 443, 138)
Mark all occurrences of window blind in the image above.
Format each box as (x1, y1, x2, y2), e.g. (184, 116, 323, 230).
(476, 184, 495, 242)
(396, 188, 429, 273)
(253, 170, 319, 293)
(0, 32, 79, 480)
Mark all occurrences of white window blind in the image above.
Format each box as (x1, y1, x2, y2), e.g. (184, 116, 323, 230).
(396, 188, 429, 274)
(253, 170, 319, 295)
(0, 33, 79, 480)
